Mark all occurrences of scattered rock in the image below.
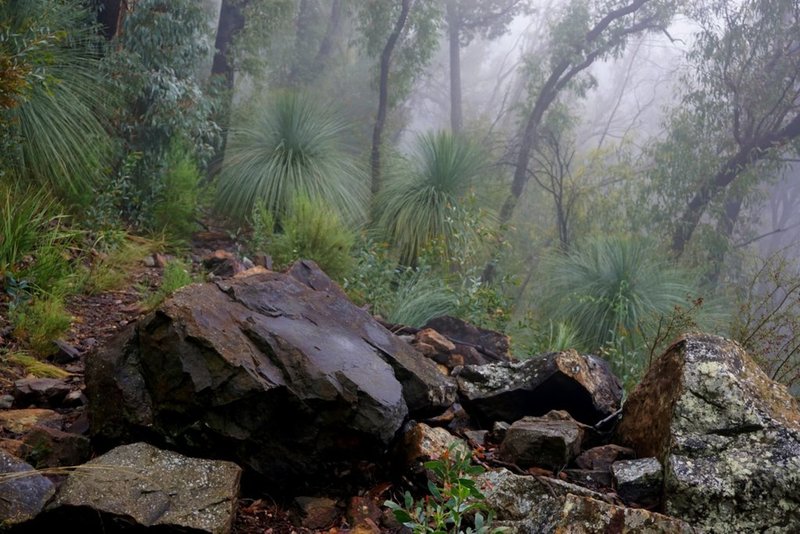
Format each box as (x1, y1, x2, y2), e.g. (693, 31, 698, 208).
(20, 425, 91, 468)
(12, 378, 71, 408)
(456, 350, 622, 426)
(499, 413, 584, 470)
(202, 249, 245, 278)
(611, 457, 663, 508)
(463, 429, 488, 447)
(347, 495, 382, 534)
(26, 442, 241, 534)
(553, 493, 695, 533)
(616, 334, 800, 532)
(563, 469, 613, 491)
(0, 449, 55, 527)
(424, 316, 511, 364)
(0, 409, 64, 435)
(416, 328, 456, 353)
(575, 444, 636, 471)
(52, 340, 81, 364)
(490, 421, 511, 443)
(87, 263, 455, 490)
(62, 389, 86, 407)
(402, 422, 466, 471)
(0, 394, 13, 409)
(293, 496, 339, 530)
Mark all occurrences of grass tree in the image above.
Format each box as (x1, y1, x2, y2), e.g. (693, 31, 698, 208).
(375, 131, 486, 266)
(215, 92, 369, 225)
(1, 0, 112, 199)
(541, 236, 701, 380)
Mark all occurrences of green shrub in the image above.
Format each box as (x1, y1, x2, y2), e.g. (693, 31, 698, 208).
(152, 142, 201, 242)
(269, 195, 355, 281)
(144, 259, 193, 309)
(384, 271, 458, 327)
(385, 444, 505, 534)
(11, 296, 72, 355)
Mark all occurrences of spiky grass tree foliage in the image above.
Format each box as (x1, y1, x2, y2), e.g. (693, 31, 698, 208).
(375, 131, 486, 266)
(542, 236, 696, 353)
(216, 92, 369, 224)
(1, 0, 112, 198)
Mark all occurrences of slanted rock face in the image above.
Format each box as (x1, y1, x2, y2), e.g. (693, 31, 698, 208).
(86, 263, 455, 489)
(456, 350, 622, 426)
(616, 334, 800, 532)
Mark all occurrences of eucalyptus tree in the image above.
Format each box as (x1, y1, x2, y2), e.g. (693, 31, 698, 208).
(485, 0, 679, 280)
(663, 0, 800, 259)
(358, 0, 442, 194)
(444, 0, 530, 132)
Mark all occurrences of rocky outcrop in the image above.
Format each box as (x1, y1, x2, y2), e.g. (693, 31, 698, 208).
(86, 263, 455, 489)
(617, 334, 800, 532)
(456, 350, 622, 425)
(15, 442, 240, 533)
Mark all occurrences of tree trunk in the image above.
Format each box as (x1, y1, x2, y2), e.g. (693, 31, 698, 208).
(671, 112, 800, 257)
(313, 0, 343, 76)
(96, 0, 126, 40)
(207, 0, 247, 180)
(370, 0, 412, 195)
(286, 0, 314, 87)
(447, 0, 463, 133)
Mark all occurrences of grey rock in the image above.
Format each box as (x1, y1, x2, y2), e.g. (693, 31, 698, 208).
(12, 378, 71, 408)
(0, 449, 55, 526)
(0, 394, 13, 409)
(617, 334, 800, 533)
(456, 350, 622, 426)
(477, 468, 693, 533)
(40, 442, 240, 533)
(611, 457, 663, 508)
(499, 414, 584, 470)
(87, 262, 454, 490)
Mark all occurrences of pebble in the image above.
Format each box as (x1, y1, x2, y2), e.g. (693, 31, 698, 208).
(0, 395, 14, 409)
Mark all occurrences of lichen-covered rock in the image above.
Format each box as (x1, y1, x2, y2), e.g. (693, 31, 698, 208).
(18, 442, 240, 533)
(0, 449, 55, 527)
(87, 263, 455, 490)
(499, 414, 584, 470)
(477, 468, 692, 533)
(611, 458, 662, 508)
(616, 334, 800, 532)
(456, 351, 622, 425)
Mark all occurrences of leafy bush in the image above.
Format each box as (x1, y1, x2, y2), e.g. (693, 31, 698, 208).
(385, 445, 504, 534)
(375, 131, 487, 266)
(152, 142, 202, 241)
(216, 92, 368, 224)
(265, 195, 356, 281)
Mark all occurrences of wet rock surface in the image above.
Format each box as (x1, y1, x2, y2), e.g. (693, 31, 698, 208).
(456, 350, 622, 425)
(12, 442, 241, 533)
(617, 334, 800, 532)
(86, 263, 454, 490)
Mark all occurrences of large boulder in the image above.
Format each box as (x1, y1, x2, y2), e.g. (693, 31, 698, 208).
(616, 334, 800, 532)
(86, 263, 455, 489)
(456, 350, 622, 426)
(14, 442, 240, 533)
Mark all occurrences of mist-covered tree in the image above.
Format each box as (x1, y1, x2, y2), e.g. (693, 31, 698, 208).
(444, 0, 530, 132)
(486, 0, 679, 280)
(659, 0, 800, 260)
(358, 0, 442, 194)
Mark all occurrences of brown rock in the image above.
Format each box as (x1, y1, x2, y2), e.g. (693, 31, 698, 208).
(553, 494, 694, 532)
(575, 444, 636, 471)
(416, 328, 456, 353)
(424, 316, 511, 364)
(202, 249, 244, 277)
(415, 341, 437, 357)
(0, 408, 64, 435)
(13, 377, 71, 407)
(347, 496, 382, 533)
(402, 422, 466, 469)
(294, 496, 339, 530)
(499, 415, 584, 470)
(21, 425, 91, 468)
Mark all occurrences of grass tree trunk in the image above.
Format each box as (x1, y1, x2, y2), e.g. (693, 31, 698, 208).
(447, 0, 463, 133)
(370, 0, 412, 195)
(96, 0, 126, 40)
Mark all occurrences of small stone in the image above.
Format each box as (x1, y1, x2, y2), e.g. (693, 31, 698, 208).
(490, 421, 511, 443)
(416, 329, 456, 353)
(612, 457, 663, 508)
(143, 255, 156, 267)
(414, 341, 437, 357)
(563, 469, 613, 491)
(402, 422, 467, 470)
(463, 430, 488, 447)
(576, 444, 636, 471)
(0, 394, 14, 409)
(294, 496, 339, 530)
(52, 339, 81, 364)
(499, 414, 584, 470)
